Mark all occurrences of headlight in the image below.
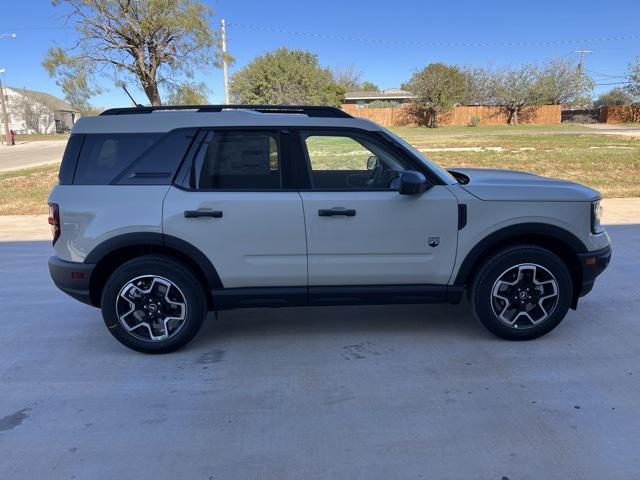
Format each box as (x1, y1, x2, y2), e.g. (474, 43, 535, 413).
(591, 200, 604, 234)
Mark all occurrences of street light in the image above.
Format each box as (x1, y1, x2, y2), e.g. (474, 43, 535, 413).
(0, 68, 11, 146)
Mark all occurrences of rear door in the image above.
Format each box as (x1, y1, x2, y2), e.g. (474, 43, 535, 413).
(297, 130, 458, 286)
(163, 129, 307, 288)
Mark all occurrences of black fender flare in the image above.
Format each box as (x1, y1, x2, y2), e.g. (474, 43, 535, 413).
(84, 232, 223, 289)
(453, 222, 588, 286)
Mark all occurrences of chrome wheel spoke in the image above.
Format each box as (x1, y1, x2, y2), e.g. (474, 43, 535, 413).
(116, 275, 188, 342)
(491, 263, 559, 329)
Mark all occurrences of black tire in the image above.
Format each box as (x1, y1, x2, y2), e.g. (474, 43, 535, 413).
(101, 255, 207, 353)
(469, 245, 572, 340)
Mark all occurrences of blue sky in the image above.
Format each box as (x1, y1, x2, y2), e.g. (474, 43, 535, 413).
(1, 0, 639, 107)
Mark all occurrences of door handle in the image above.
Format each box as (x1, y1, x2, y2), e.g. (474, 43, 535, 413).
(318, 208, 356, 217)
(184, 210, 223, 218)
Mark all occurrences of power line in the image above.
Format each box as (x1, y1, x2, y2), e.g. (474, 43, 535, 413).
(594, 81, 631, 86)
(228, 23, 640, 48)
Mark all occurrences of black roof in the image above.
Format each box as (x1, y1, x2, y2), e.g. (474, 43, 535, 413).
(100, 104, 352, 118)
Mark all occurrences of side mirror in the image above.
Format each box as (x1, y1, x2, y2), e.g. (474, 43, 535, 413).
(399, 170, 429, 195)
(366, 155, 379, 171)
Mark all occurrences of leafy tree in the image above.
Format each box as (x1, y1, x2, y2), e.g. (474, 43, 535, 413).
(402, 63, 469, 127)
(166, 82, 210, 105)
(487, 65, 546, 125)
(360, 81, 379, 92)
(43, 0, 229, 106)
(537, 57, 593, 106)
(229, 48, 344, 106)
(625, 56, 640, 101)
(595, 87, 633, 108)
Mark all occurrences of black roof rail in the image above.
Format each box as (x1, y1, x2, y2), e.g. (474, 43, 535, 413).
(100, 104, 352, 118)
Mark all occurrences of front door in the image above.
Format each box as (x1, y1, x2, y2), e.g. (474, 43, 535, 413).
(163, 129, 307, 288)
(297, 130, 458, 286)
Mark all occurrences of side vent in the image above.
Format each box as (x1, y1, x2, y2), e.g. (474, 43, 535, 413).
(458, 204, 467, 230)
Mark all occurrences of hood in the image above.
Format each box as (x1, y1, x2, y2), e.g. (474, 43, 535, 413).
(448, 168, 600, 202)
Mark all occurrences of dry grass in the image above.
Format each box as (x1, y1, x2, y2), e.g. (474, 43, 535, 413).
(0, 164, 59, 215)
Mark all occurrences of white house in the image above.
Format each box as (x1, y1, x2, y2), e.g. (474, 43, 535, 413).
(1, 87, 77, 134)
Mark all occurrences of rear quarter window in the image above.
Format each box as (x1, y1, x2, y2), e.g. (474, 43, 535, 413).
(58, 134, 85, 185)
(73, 133, 161, 185)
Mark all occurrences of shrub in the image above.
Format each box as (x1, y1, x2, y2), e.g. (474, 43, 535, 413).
(365, 100, 401, 109)
(468, 114, 481, 127)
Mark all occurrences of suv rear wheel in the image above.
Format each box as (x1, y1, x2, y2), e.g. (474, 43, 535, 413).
(101, 255, 207, 353)
(469, 245, 572, 340)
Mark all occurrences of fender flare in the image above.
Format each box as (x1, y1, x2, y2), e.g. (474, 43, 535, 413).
(84, 232, 223, 289)
(453, 222, 588, 286)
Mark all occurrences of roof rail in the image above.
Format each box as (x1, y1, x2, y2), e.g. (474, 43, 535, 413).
(100, 104, 352, 118)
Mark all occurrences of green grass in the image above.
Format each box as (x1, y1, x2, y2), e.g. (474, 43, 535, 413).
(1, 124, 639, 215)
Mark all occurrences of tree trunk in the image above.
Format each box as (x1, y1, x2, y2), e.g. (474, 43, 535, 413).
(142, 81, 161, 106)
(507, 108, 519, 125)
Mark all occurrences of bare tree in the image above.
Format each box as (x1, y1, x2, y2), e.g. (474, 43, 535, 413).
(12, 91, 56, 134)
(332, 64, 363, 92)
(44, 0, 230, 106)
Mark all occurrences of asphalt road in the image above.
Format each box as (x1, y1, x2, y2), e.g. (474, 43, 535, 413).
(1, 224, 639, 479)
(0, 141, 66, 172)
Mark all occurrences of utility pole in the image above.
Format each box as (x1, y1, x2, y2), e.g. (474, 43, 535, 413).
(0, 71, 11, 147)
(221, 19, 230, 105)
(574, 49, 592, 74)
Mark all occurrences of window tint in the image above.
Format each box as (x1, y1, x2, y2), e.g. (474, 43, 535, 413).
(196, 131, 280, 190)
(116, 128, 197, 185)
(303, 133, 411, 190)
(74, 133, 161, 185)
(58, 134, 85, 185)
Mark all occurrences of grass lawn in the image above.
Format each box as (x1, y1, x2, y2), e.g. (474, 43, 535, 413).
(1, 124, 639, 215)
(15, 133, 70, 143)
(0, 164, 58, 215)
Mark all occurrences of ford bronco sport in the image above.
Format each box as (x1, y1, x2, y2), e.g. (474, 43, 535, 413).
(48, 105, 611, 353)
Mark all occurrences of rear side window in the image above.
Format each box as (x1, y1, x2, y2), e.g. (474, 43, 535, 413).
(73, 133, 161, 185)
(58, 134, 85, 185)
(195, 131, 281, 190)
(115, 128, 197, 185)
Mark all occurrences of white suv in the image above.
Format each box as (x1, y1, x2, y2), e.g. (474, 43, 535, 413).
(48, 105, 611, 353)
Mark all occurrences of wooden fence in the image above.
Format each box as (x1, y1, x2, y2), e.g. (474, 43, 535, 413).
(599, 105, 640, 123)
(341, 104, 562, 127)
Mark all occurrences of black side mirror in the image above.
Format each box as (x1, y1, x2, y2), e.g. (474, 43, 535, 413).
(367, 155, 379, 171)
(399, 170, 429, 195)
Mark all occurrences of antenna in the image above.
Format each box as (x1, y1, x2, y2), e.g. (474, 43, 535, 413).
(122, 85, 143, 107)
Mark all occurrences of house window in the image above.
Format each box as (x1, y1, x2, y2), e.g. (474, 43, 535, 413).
(356, 100, 366, 108)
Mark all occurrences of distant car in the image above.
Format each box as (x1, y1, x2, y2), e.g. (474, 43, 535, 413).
(48, 105, 611, 353)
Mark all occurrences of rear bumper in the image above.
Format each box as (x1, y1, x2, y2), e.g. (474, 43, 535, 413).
(48, 256, 96, 306)
(577, 245, 612, 297)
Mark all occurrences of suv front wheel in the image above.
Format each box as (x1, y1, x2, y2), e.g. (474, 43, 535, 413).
(101, 255, 208, 353)
(469, 245, 572, 340)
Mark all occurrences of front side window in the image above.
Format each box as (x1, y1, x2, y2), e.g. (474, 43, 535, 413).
(195, 131, 280, 190)
(303, 132, 412, 190)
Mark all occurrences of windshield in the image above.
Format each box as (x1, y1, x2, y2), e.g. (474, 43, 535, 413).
(382, 130, 458, 185)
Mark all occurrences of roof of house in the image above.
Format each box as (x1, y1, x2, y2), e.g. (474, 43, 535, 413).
(344, 88, 415, 101)
(6, 87, 75, 112)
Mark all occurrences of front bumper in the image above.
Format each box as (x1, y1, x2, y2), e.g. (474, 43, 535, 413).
(577, 245, 612, 298)
(48, 256, 96, 306)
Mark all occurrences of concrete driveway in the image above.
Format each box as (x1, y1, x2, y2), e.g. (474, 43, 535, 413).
(1, 223, 639, 479)
(0, 140, 67, 172)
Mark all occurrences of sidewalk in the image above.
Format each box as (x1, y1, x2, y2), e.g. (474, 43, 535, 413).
(1, 198, 638, 242)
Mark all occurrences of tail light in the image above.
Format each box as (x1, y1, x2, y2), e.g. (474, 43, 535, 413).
(48, 203, 60, 245)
